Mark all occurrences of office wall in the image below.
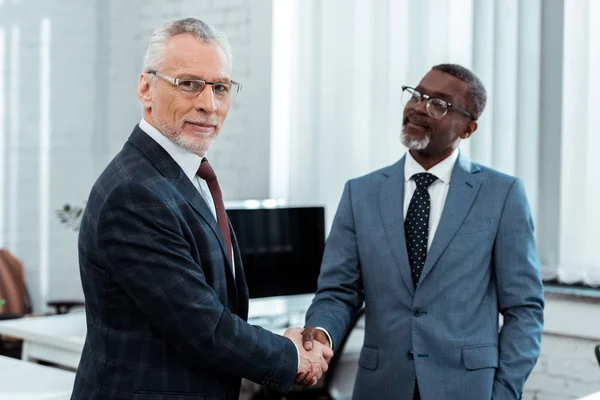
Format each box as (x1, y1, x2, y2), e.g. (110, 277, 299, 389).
(0, 0, 273, 311)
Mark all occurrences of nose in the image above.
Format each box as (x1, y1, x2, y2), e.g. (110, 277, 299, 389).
(413, 97, 428, 115)
(194, 85, 218, 113)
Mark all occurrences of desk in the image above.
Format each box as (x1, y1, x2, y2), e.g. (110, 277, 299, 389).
(0, 312, 85, 369)
(247, 293, 315, 333)
(0, 294, 362, 370)
(0, 355, 75, 399)
(249, 293, 315, 318)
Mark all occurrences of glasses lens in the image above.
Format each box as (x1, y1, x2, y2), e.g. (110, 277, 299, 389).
(211, 83, 231, 101)
(401, 88, 419, 106)
(427, 99, 448, 119)
(179, 80, 205, 94)
(212, 83, 241, 102)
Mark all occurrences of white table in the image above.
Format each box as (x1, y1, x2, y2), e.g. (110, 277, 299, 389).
(249, 293, 314, 317)
(0, 294, 362, 369)
(0, 311, 85, 369)
(247, 293, 315, 331)
(0, 355, 75, 400)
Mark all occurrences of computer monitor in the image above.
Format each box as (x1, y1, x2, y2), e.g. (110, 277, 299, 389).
(226, 205, 325, 299)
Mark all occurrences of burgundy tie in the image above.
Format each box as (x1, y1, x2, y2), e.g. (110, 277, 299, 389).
(197, 159, 233, 260)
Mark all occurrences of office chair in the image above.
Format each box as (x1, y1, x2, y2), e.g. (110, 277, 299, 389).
(253, 307, 365, 400)
(0, 249, 84, 358)
(595, 344, 600, 370)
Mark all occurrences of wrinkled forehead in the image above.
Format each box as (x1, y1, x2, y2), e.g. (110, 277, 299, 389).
(161, 33, 232, 80)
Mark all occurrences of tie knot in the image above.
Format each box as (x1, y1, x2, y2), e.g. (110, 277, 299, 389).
(197, 158, 216, 181)
(412, 172, 438, 189)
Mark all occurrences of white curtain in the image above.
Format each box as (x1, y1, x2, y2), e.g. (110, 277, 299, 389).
(556, 0, 600, 285)
(271, 0, 600, 287)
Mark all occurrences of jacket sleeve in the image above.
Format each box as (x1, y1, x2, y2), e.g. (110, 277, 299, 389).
(305, 181, 364, 348)
(95, 182, 298, 392)
(492, 178, 544, 399)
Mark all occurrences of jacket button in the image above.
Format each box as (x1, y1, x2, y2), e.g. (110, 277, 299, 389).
(407, 351, 414, 360)
(413, 308, 422, 317)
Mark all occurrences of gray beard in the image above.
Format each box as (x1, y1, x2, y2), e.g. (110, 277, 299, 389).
(155, 119, 215, 155)
(401, 128, 431, 150)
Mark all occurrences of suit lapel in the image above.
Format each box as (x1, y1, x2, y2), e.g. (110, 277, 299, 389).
(379, 157, 415, 295)
(127, 126, 237, 293)
(418, 152, 481, 285)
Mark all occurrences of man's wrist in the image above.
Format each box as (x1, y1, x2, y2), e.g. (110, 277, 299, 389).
(315, 327, 334, 350)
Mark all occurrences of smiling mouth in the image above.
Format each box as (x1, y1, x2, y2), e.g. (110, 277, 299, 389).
(186, 121, 216, 133)
(403, 115, 430, 128)
(406, 120, 429, 130)
(187, 121, 215, 128)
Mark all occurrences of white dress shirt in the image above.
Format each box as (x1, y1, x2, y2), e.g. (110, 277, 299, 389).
(403, 149, 459, 250)
(138, 118, 235, 278)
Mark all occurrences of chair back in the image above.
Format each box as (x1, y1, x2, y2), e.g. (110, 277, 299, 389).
(0, 249, 29, 316)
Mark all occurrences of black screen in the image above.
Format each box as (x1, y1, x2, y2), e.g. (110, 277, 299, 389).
(227, 206, 325, 299)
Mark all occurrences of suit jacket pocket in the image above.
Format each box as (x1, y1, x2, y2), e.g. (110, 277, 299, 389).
(462, 344, 498, 370)
(358, 345, 379, 370)
(133, 391, 206, 400)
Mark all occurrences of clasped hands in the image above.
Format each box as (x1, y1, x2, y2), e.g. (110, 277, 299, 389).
(284, 327, 333, 387)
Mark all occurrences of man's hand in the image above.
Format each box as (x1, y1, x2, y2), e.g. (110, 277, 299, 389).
(301, 326, 331, 351)
(284, 328, 334, 387)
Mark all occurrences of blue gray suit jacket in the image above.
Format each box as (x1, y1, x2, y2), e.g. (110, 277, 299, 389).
(71, 126, 298, 400)
(306, 152, 544, 400)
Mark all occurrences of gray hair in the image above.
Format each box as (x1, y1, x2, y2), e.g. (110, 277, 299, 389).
(432, 64, 487, 120)
(143, 18, 232, 72)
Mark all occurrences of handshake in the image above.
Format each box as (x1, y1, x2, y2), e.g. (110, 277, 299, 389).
(284, 327, 334, 387)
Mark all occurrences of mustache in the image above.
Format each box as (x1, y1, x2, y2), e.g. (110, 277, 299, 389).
(403, 112, 432, 129)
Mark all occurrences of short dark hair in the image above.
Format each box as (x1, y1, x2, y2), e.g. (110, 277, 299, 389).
(432, 63, 487, 120)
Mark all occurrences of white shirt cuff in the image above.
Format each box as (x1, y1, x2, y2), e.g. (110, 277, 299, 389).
(315, 327, 334, 350)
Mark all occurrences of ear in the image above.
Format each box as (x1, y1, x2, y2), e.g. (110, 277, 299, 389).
(460, 120, 478, 139)
(137, 73, 153, 110)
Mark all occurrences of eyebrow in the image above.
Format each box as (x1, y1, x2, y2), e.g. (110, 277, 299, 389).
(178, 74, 232, 83)
(415, 87, 455, 103)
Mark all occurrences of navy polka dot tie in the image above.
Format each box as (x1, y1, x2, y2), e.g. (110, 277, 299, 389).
(405, 172, 438, 287)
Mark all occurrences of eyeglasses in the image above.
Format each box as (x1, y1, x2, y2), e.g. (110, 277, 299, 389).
(401, 86, 474, 120)
(148, 70, 242, 101)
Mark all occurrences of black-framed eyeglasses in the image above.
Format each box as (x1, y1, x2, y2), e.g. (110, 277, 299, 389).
(401, 86, 474, 120)
(148, 70, 242, 101)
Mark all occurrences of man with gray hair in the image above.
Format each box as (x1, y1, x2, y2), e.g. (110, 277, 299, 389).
(71, 18, 331, 400)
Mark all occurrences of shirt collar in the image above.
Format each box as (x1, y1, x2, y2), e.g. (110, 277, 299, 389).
(139, 118, 204, 182)
(404, 148, 459, 184)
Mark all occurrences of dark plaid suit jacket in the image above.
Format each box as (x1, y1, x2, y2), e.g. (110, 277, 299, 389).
(71, 126, 297, 400)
